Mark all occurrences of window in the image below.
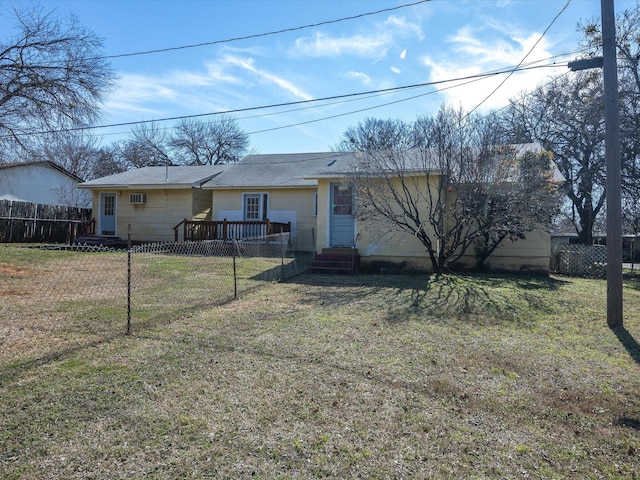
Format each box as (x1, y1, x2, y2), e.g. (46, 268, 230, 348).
(243, 193, 268, 221)
(245, 195, 260, 220)
(332, 184, 352, 215)
(104, 195, 115, 216)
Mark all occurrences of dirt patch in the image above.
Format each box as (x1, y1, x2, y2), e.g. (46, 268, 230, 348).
(0, 263, 30, 277)
(0, 288, 33, 296)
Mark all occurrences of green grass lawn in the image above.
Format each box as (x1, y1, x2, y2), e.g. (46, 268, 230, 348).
(2, 272, 640, 479)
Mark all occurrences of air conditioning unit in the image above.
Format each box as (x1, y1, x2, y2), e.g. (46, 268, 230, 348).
(129, 193, 147, 205)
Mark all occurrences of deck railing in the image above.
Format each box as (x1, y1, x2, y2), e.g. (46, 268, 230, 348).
(173, 218, 291, 242)
(69, 218, 96, 244)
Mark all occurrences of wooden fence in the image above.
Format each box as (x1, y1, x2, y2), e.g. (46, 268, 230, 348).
(0, 200, 92, 244)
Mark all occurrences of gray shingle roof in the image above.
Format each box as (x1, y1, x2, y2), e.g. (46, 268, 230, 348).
(79, 165, 229, 189)
(79, 144, 557, 190)
(203, 152, 359, 189)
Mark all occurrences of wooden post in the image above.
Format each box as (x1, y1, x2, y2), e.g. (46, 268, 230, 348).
(602, 0, 623, 328)
(223, 218, 228, 242)
(8, 200, 13, 243)
(281, 229, 285, 280)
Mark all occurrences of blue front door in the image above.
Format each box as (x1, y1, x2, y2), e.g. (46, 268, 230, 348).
(329, 183, 354, 247)
(100, 193, 116, 235)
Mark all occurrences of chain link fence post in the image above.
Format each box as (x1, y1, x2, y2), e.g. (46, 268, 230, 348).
(127, 224, 132, 335)
(280, 231, 285, 281)
(232, 239, 238, 298)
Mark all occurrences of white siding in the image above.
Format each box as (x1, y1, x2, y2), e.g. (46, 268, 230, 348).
(0, 163, 89, 207)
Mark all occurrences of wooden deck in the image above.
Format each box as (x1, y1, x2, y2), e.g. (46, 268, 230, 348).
(173, 218, 291, 242)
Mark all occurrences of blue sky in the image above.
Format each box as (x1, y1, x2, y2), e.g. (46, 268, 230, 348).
(2, 0, 635, 154)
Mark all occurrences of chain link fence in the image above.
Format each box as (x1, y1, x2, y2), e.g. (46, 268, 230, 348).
(0, 233, 311, 366)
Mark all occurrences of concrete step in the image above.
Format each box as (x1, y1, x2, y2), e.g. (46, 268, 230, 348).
(310, 252, 360, 274)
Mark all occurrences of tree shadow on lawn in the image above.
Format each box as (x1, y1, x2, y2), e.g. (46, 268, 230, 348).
(616, 416, 640, 430)
(290, 272, 570, 326)
(623, 277, 640, 292)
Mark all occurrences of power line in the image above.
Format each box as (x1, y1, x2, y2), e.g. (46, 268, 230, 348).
(247, 63, 567, 136)
(464, 0, 571, 119)
(0, 55, 566, 139)
(90, 57, 576, 141)
(98, 0, 431, 60)
(3, 59, 568, 141)
(92, 49, 583, 141)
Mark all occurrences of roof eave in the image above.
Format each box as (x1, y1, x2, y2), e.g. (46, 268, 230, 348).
(204, 183, 317, 190)
(79, 183, 199, 190)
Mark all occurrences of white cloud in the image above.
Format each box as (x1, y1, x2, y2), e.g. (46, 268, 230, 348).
(345, 71, 372, 85)
(383, 15, 424, 41)
(421, 54, 553, 112)
(102, 50, 315, 122)
(292, 32, 389, 59)
(419, 16, 559, 112)
(448, 26, 551, 66)
(104, 73, 178, 114)
(390, 66, 401, 74)
(400, 48, 407, 60)
(103, 98, 163, 116)
(290, 14, 422, 60)
(223, 55, 313, 101)
(203, 62, 245, 85)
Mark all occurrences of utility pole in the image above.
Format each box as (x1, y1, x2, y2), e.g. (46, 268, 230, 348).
(602, 0, 623, 328)
(568, 0, 622, 328)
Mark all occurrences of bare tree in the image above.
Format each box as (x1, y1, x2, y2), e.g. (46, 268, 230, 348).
(578, 4, 640, 237)
(91, 143, 127, 179)
(471, 150, 560, 269)
(120, 122, 172, 168)
(333, 117, 415, 152)
(118, 116, 250, 168)
(0, 6, 113, 152)
(170, 116, 249, 165)
(580, 5, 640, 95)
(34, 132, 100, 180)
(340, 107, 557, 273)
(503, 72, 606, 245)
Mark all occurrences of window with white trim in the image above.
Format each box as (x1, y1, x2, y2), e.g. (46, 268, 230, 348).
(243, 193, 268, 221)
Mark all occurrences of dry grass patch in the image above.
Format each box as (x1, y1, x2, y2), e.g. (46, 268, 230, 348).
(1, 272, 640, 478)
(0, 245, 296, 364)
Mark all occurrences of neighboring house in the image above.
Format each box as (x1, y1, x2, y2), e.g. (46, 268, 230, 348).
(0, 161, 89, 207)
(551, 231, 639, 262)
(79, 150, 553, 273)
(551, 232, 606, 245)
(78, 165, 228, 240)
